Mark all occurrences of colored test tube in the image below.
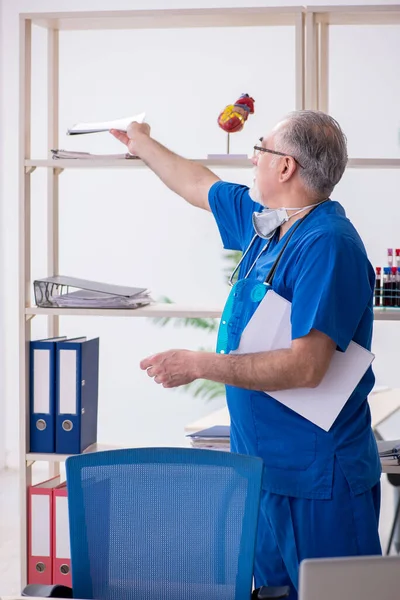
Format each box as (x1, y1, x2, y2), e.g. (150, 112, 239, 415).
(388, 249, 394, 267)
(392, 267, 398, 307)
(383, 267, 391, 306)
(375, 267, 382, 307)
(396, 267, 400, 307)
(396, 249, 400, 268)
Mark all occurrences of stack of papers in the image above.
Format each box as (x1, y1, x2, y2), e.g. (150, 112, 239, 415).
(377, 439, 400, 465)
(54, 289, 152, 309)
(187, 425, 230, 451)
(67, 111, 145, 135)
(51, 149, 137, 160)
(33, 275, 153, 309)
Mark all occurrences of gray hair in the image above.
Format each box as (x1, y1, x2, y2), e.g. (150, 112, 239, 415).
(273, 110, 348, 199)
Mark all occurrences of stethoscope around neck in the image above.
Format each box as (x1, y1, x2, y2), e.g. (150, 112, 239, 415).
(228, 234, 270, 288)
(217, 201, 328, 355)
(228, 223, 298, 290)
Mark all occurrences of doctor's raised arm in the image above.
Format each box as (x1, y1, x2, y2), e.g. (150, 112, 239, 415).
(110, 122, 219, 212)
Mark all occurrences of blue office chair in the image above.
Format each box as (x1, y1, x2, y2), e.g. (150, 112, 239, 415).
(23, 448, 289, 600)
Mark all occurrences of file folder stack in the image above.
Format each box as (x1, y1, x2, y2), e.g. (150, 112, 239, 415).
(28, 478, 71, 587)
(187, 425, 230, 451)
(34, 276, 152, 309)
(30, 335, 100, 455)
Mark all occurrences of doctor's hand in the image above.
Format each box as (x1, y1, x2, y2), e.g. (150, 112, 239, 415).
(140, 349, 202, 388)
(110, 122, 151, 156)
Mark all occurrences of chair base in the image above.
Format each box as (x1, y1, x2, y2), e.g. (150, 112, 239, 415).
(253, 586, 290, 599)
(21, 584, 73, 598)
(22, 582, 290, 599)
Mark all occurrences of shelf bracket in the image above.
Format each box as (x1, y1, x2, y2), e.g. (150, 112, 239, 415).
(26, 460, 35, 468)
(53, 167, 64, 176)
(25, 166, 36, 175)
(25, 314, 35, 322)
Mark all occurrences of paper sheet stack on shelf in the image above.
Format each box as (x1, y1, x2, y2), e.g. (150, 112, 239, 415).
(187, 425, 230, 451)
(51, 149, 137, 160)
(377, 439, 400, 466)
(33, 276, 153, 309)
(51, 112, 146, 160)
(66, 111, 146, 135)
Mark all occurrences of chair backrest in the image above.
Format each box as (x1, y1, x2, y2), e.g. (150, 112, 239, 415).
(299, 555, 400, 600)
(65, 447, 263, 600)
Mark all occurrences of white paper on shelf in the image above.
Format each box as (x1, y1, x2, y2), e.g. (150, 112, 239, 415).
(67, 111, 146, 135)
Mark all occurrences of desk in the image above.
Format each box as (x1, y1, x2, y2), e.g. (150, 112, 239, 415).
(369, 387, 400, 430)
(185, 395, 400, 475)
(381, 462, 400, 474)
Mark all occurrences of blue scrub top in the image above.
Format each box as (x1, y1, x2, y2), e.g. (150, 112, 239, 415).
(209, 181, 381, 500)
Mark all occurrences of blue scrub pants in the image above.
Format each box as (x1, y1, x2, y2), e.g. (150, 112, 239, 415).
(253, 459, 381, 600)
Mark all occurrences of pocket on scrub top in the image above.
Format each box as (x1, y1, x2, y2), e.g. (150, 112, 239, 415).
(250, 394, 317, 471)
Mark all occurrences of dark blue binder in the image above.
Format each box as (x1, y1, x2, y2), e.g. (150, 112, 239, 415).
(55, 337, 99, 455)
(29, 337, 67, 453)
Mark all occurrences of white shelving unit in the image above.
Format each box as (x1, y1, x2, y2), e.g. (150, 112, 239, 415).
(25, 157, 400, 171)
(304, 4, 400, 116)
(22, 305, 400, 321)
(25, 305, 223, 318)
(18, 4, 400, 588)
(25, 158, 254, 170)
(18, 5, 306, 587)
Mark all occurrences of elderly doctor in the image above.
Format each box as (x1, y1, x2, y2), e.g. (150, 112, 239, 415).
(111, 110, 381, 600)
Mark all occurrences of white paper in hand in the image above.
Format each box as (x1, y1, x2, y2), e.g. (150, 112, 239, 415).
(67, 112, 146, 135)
(231, 289, 374, 431)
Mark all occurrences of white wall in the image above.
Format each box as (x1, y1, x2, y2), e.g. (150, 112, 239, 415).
(1, 0, 400, 469)
(0, 0, 5, 469)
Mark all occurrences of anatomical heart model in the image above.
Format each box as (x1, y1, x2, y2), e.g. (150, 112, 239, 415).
(216, 93, 255, 155)
(217, 93, 255, 133)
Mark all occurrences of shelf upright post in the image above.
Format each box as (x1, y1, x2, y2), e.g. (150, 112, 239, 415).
(317, 18, 329, 113)
(47, 27, 60, 338)
(19, 15, 33, 589)
(305, 10, 329, 113)
(305, 10, 318, 110)
(47, 27, 61, 479)
(295, 10, 305, 110)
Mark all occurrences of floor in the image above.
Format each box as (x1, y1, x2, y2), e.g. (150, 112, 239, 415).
(0, 468, 398, 596)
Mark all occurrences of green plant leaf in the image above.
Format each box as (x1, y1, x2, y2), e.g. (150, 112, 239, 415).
(151, 316, 219, 331)
(147, 255, 241, 404)
(150, 296, 218, 331)
(181, 379, 225, 401)
(223, 249, 243, 284)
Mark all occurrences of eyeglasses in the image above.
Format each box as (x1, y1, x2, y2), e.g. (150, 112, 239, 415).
(253, 139, 304, 169)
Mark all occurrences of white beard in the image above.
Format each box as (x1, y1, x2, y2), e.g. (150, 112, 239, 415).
(249, 169, 263, 204)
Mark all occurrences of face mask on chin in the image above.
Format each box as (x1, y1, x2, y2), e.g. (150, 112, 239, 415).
(249, 168, 322, 239)
(252, 202, 322, 240)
